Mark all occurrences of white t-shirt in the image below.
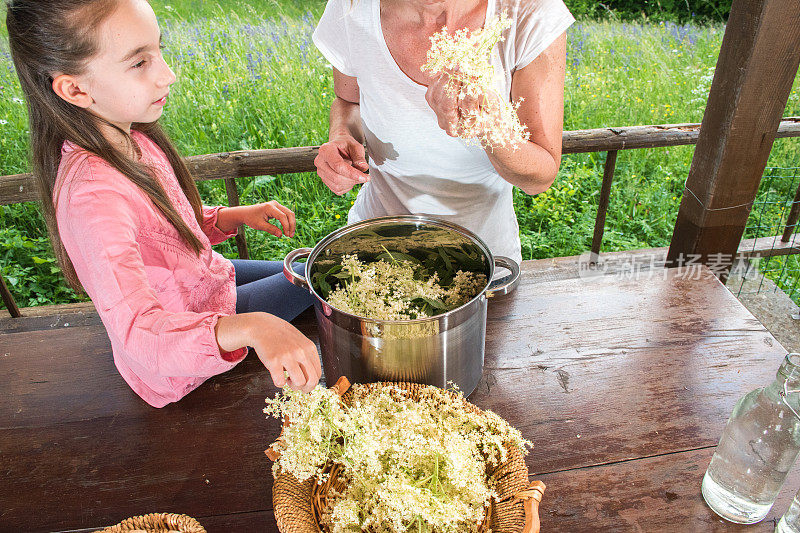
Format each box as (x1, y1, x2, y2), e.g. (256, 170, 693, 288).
(313, 0, 574, 263)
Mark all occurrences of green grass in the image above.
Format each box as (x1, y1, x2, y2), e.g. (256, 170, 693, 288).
(1, 3, 799, 308)
(151, 0, 324, 20)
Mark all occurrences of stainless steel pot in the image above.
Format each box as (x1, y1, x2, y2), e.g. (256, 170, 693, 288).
(283, 215, 519, 396)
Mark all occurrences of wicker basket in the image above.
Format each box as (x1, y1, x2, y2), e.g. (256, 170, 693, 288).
(93, 513, 206, 533)
(267, 377, 545, 533)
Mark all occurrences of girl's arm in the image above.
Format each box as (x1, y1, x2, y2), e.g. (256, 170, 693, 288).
(425, 33, 567, 195)
(59, 171, 319, 391)
(314, 68, 371, 195)
(214, 201, 296, 238)
(215, 313, 320, 391)
(201, 205, 240, 245)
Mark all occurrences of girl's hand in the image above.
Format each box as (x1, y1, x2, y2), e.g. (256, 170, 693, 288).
(314, 134, 370, 196)
(250, 313, 321, 393)
(223, 201, 296, 238)
(216, 312, 321, 393)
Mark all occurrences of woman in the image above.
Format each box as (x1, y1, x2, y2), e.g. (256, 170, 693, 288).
(313, 0, 573, 264)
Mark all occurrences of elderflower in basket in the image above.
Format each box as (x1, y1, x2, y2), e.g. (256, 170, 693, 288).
(265, 378, 544, 533)
(422, 14, 529, 150)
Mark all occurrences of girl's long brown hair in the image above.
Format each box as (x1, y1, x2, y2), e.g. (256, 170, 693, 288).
(6, 0, 204, 291)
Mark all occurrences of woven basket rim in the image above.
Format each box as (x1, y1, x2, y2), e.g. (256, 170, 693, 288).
(94, 512, 206, 533)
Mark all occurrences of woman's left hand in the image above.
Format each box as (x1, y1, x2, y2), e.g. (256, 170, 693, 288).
(425, 71, 493, 138)
(219, 202, 296, 238)
(425, 71, 463, 137)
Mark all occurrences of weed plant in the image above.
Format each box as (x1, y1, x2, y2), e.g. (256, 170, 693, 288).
(1, 3, 799, 307)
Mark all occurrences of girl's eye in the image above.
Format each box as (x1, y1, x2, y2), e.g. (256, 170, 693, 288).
(132, 59, 146, 69)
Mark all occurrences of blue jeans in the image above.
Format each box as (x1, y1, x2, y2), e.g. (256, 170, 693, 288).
(231, 260, 314, 321)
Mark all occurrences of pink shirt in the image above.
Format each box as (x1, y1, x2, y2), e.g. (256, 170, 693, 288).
(55, 130, 247, 408)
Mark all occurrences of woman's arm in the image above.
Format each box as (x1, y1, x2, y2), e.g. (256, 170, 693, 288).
(314, 68, 371, 195)
(426, 32, 567, 195)
(485, 32, 566, 195)
(329, 68, 364, 143)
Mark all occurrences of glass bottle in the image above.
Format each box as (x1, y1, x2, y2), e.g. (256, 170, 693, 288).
(702, 353, 800, 524)
(776, 489, 800, 533)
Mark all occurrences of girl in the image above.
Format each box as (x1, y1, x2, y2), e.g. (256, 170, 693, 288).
(6, 0, 321, 407)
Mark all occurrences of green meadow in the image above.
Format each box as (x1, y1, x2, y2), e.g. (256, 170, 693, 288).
(1, 1, 799, 307)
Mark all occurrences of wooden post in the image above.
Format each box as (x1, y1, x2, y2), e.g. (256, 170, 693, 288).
(223, 177, 250, 260)
(782, 180, 800, 242)
(590, 150, 618, 263)
(0, 272, 22, 318)
(666, 0, 800, 279)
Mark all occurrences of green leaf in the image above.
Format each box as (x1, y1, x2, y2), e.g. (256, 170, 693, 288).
(323, 264, 343, 276)
(415, 296, 447, 310)
(437, 248, 453, 272)
(318, 278, 331, 298)
(376, 251, 420, 264)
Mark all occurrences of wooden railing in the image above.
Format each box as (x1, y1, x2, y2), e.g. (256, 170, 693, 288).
(2, 118, 800, 317)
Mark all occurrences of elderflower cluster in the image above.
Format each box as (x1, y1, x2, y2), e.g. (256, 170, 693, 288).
(326, 255, 486, 321)
(422, 14, 530, 150)
(266, 383, 532, 533)
(264, 386, 349, 481)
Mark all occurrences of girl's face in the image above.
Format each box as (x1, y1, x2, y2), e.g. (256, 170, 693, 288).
(77, 0, 176, 133)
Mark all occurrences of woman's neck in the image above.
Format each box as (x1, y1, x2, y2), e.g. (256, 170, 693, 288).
(388, 0, 483, 28)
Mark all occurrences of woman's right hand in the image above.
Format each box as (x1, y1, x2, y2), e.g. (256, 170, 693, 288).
(314, 134, 370, 196)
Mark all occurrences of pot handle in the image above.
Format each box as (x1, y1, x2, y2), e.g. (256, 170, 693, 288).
(485, 256, 520, 298)
(283, 248, 313, 290)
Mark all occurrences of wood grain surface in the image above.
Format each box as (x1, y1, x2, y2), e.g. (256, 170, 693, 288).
(0, 265, 792, 532)
(535, 448, 800, 532)
(474, 267, 786, 475)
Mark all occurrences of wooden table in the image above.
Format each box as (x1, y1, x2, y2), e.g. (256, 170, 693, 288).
(1, 264, 796, 532)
